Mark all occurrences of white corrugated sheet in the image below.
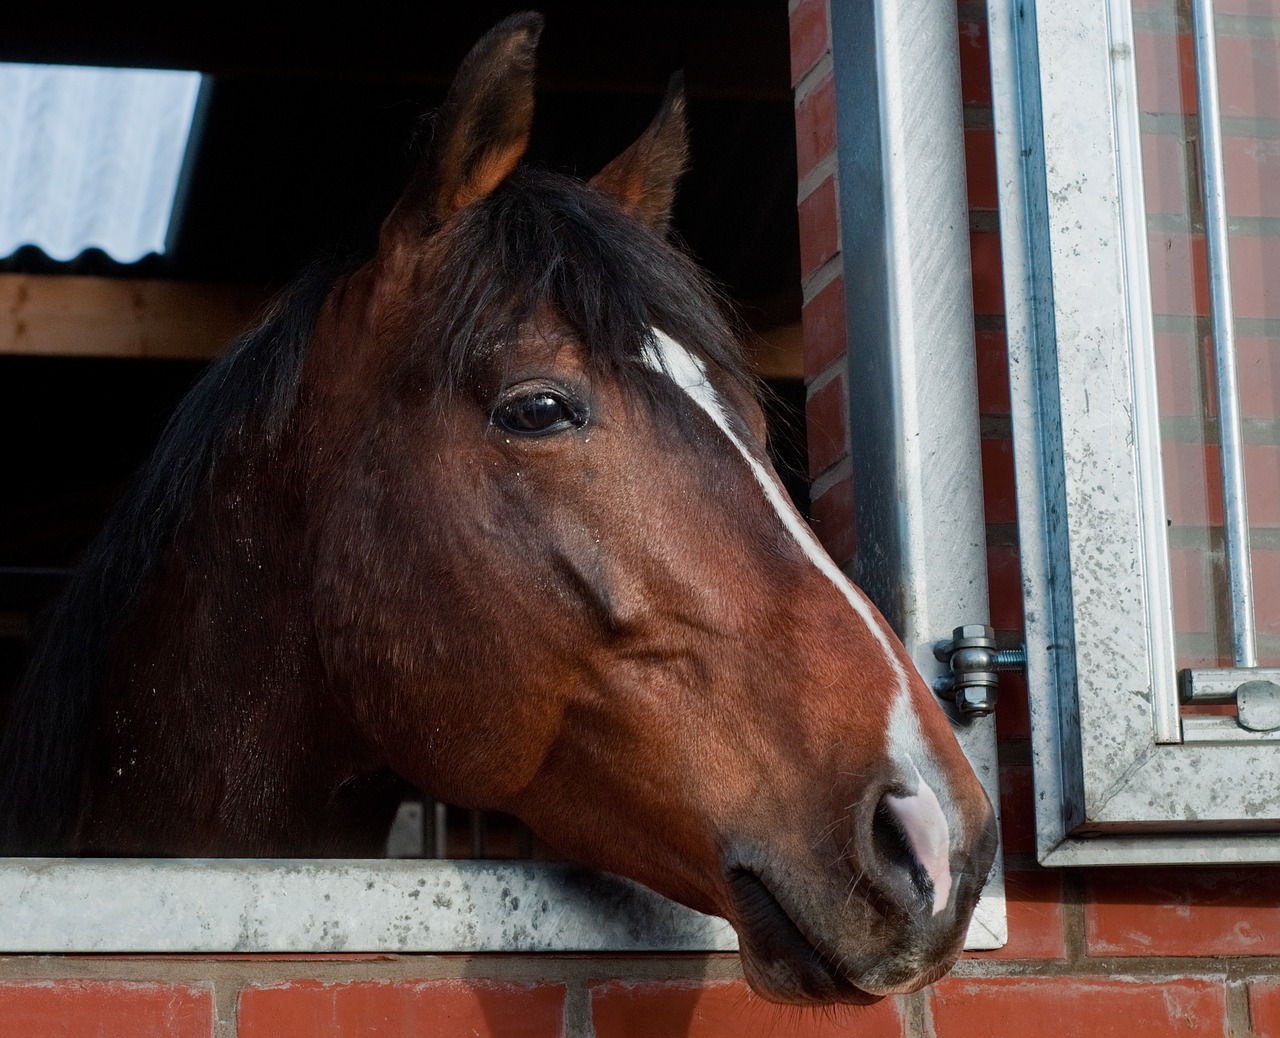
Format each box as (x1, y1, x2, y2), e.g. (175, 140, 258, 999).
(0, 63, 203, 263)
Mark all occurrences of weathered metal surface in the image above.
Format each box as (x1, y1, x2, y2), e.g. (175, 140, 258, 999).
(0, 859, 738, 953)
(988, 0, 1280, 863)
(827, 0, 1005, 948)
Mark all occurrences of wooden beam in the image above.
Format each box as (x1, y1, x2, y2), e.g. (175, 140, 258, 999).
(0, 274, 271, 360)
(1, 273, 804, 379)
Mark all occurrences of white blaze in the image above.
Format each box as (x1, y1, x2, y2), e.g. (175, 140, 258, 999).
(642, 328, 906, 682)
(643, 327, 955, 913)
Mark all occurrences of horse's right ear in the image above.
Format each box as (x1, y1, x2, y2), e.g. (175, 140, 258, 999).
(384, 12, 542, 239)
(589, 73, 688, 234)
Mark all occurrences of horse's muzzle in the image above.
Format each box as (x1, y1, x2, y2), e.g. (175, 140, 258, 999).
(722, 786, 998, 1005)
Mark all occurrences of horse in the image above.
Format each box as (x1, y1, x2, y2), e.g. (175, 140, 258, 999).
(0, 12, 997, 1005)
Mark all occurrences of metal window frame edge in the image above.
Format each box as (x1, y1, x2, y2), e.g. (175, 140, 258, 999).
(988, 0, 1280, 865)
(0, 858, 737, 953)
(830, 0, 1005, 944)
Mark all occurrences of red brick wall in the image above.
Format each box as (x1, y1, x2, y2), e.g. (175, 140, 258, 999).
(1137, 0, 1280, 672)
(4, 3, 1278, 1035)
(786, 2, 1280, 1037)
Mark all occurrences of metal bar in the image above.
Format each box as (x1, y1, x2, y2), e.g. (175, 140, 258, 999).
(1182, 667, 1280, 703)
(1191, 0, 1257, 667)
(433, 800, 448, 859)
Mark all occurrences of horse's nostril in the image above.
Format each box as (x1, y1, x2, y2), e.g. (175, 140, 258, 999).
(870, 798, 928, 901)
(872, 784, 954, 916)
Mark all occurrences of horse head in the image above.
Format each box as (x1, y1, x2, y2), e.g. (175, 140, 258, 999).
(300, 12, 997, 1005)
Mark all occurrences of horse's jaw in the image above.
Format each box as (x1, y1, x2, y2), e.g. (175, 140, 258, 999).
(718, 804, 997, 1006)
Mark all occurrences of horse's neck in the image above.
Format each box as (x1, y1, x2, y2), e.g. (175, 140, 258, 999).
(75, 461, 385, 856)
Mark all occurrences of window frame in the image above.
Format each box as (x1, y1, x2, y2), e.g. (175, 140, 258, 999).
(988, 0, 1280, 866)
(0, 859, 736, 953)
(828, 0, 1006, 946)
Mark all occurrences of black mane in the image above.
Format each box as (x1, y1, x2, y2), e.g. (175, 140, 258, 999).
(0, 269, 335, 852)
(414, 168, 754, 407)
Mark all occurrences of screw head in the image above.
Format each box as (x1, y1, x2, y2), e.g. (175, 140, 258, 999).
(953, 624, 995, 642)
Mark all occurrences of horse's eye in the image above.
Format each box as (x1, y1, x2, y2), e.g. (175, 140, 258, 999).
(495, 392, 581, 436)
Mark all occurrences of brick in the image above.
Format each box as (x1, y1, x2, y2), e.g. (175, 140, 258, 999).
(1163, 441, 1280, 527)
(1256, 549, 1280, 639)
(794, 74, 836, 184)
(1228, 235, 1280, 321)
(1239, 336, 1280, 419)
(809, 476, 856, 566)
(789, 0, 830, 87)
(806, 375, 848, 478)
(1153, 233, 1280, 323)
(1215, 0, 1280, 13)
(930, 976, 1226, 1037)
(1246, 444, 1280, 525)
(1162, 441, 1222, 527)
(238, 980, 564, 1038)
(1154, 329, 1198, 417)
(957, 16, 992, 107)
(998, 764, 1035, 856)
(1250, 976, 1280, 1038)
(1219, 34, 1280, 120)
(1141, 132, 1190, 218)
(0, 982, 212, 1038)
(1148, 231, 1209, 318)
(969, 231, 1005, 317)
(797, 175, 839, 280)
(964, 127, 998, 211)
(802, 274, 847, 380)
(590, 980, 904, 1038)
(986, 544, 1024, 630)
(1224, 136, 1280, 218)
(980, 437, 1016, 525)
(966, 867, 1066, 960)
(1086, 867, 1280, 956)
(975, 328, 1010, 416)
(1169, 546, 1209, 634)
(1135, 32, 1196, 116)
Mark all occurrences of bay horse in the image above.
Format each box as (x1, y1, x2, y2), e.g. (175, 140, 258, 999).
(0, 13, 996, 1005)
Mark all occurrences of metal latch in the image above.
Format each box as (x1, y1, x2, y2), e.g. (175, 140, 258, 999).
(1181, 668, 1280, 732)
(933, 624, 1026, 719)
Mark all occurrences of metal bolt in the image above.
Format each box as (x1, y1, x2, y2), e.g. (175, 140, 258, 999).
(934, 625, 1025, 720)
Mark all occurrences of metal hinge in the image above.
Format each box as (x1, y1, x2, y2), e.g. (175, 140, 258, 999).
(932, 624, 1026, 719)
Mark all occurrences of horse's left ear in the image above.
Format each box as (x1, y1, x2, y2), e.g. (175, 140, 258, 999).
(590, 73, 687, 234)
(386, 12, 541, 237)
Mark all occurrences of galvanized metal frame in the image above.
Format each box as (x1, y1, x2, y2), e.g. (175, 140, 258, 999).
(829, 0, 1005, 945)
(0, 860, 735, 953)
(988, 0, 1280, 864)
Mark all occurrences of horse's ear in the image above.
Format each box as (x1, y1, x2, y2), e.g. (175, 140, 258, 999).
(388, 12, 541, 234)
(590, 73, 688, 234)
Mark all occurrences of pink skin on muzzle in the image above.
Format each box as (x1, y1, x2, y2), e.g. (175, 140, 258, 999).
(886, 780, 953, 915)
